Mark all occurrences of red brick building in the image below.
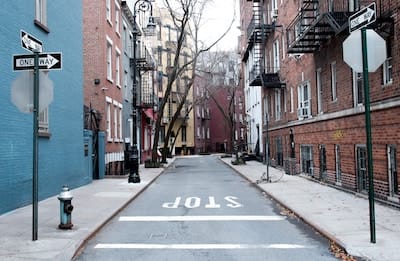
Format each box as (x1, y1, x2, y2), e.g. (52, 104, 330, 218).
(83, 0, 124, 175)
(241, 0, 399, 206)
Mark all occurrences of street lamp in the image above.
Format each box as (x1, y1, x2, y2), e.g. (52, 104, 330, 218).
(128, 0, 156, 183)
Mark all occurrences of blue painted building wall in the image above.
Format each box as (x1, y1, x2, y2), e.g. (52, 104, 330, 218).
(0, 1, 90, 214)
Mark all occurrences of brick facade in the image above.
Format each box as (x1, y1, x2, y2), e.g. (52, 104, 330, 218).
(241, 0, 400, 206)
(83, 0, 124, 175)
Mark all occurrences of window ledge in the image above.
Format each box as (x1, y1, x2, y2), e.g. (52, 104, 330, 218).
(34, 19, 50, 33)
(39, 131, 51, 138)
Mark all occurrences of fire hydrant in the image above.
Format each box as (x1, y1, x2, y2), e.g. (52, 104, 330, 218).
(57, 185, 74, 229)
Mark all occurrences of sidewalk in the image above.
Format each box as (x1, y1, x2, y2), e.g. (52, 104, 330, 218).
(0, 160, 174, 261)
(220, 157, 399, 261)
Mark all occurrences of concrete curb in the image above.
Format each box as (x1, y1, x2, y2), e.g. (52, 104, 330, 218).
(71, 163, 173, 260)
(218, 157, 350, 257)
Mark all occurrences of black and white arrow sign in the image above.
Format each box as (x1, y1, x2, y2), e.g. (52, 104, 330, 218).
(13, 53, 62, 71)
(21, 30, 43, 53)
(349, 2, 376, 32)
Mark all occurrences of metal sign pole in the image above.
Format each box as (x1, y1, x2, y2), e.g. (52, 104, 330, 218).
(32, 51, 40, 241)
(361, 27, 376, 244)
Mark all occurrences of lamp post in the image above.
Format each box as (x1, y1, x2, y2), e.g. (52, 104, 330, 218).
(128, 0, 156, 183)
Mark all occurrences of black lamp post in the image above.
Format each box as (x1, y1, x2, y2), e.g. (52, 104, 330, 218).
(128, 0, 156, 183)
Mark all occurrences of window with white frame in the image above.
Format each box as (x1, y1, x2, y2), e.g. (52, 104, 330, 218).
(316, 68, 323, 114)
(331, 61, 337, 101)
(197, 127, 200, 138)
(107, 37, 113, 81)
(106, 0, 111, 23)
(297, 82, 311, 119)
(275, 89, 281, 120)
(106, 97, 112, 141)
(113, 104, 118, 141)
(290, 86, 294, 113)
(35, 0, 47, 26)
(115, 49, 121, 87)
(115, 2, 120, 34)
(118, 104, 122, 140)
(352, 70, 363, 106)
(273, 40, 280, 72)
(383, 57, 393, 85)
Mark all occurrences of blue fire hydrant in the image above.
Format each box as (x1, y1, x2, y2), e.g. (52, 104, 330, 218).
(57, 185, 74, 229)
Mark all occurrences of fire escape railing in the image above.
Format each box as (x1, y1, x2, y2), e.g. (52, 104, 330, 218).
(286, 0, 355, 53)
(244, 0, 284, 89)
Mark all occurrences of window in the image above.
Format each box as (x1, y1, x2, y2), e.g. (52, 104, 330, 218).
(157, 22, 162, 40)
(106, 0, 111, 23)
(181, 126, 187, 142)
(157, 46, 162, 66)
(115, 3, 120, 34)
(160, 126, 165, 143)
(197, 127, 201, 138)
(115, 50, 121, 87)
(167, 50, 171, 67)
(106, 38, 113, 81)
(331, 62, 337, 101)
(300, 145, 313, 176)
(352, 70, 363, 106)
(387, 145, 398, 197)
(383, 57, 393, 85)
(290, 87, 294, 113)
(273, 40, 280, 72)
(356, 145, 367, 192)
(106, 98, 112, 141)
(35, 0, 47, 27)
(275, 89, 281, 120)
(349, 0, 360, 11)
(316, 68, 323, 114)
(297, 82, 310, 119)
(113, 104, 118, 141)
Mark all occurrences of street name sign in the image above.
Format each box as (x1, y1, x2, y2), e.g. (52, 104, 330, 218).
(349, 2, 376, 32)
(21, 30, 43, 53)
(13, 53, 62, 71)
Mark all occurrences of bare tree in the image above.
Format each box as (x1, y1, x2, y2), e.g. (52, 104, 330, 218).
(151, 0, 236, 163)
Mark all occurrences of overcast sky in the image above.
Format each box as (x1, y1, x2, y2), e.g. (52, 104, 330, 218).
(152, 0, 240, 51)
(199, 0, 240, 51)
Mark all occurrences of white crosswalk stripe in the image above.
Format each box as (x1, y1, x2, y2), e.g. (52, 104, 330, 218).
(118, 215, 286, 222)
(95, 243, 313, 250)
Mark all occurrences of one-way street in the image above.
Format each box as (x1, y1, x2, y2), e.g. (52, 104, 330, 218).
(75, 155, 336, 261)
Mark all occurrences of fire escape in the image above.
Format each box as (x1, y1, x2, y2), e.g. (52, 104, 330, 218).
(286, 0, 394, 54)
(243, 0, 284, 89)
(132, 41, 156, 109)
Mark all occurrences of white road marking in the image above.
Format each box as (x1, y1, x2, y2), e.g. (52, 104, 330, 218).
(119, 215, 285, 222)
(95, 243, 312, 249)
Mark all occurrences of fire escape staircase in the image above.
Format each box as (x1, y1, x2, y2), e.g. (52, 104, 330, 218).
(287, 0, 353, 53)
(244, 0, 284, 89)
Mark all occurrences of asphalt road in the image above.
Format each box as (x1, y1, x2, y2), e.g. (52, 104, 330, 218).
(75, 155, 338, 261)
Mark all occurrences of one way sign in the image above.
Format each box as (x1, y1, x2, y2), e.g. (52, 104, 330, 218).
(13, 53, 62, 71)
(21, 30, 43, 53)
(349, 2, 376, 32)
